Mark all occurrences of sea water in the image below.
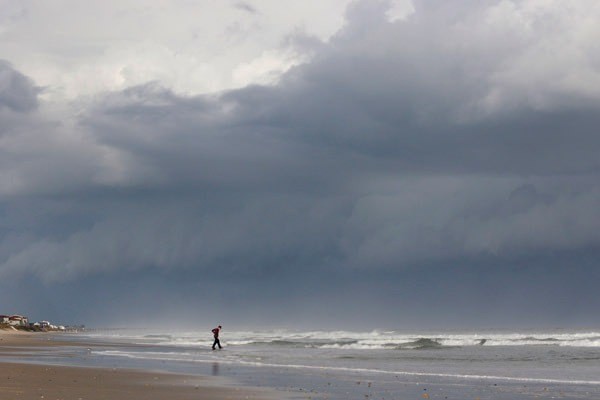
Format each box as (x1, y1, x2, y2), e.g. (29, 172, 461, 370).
(25, 329, 600, 399)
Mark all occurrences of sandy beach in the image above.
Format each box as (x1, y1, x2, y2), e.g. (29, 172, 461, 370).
(0, 330, 282, 400)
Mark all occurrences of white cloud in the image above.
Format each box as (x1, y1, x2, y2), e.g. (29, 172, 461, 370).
(232, 48, 310, 87)
(0, 0, 354, 100)
(385, 0, 414, 22)
(479, 0, 600, 112)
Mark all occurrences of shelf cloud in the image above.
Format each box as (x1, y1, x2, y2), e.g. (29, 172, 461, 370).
(1, 0, 599, 327)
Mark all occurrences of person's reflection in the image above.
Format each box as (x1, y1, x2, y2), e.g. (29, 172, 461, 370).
(212, 362, 220, 376)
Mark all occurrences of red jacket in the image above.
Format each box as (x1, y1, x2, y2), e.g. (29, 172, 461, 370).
(212, 328, 220, 338)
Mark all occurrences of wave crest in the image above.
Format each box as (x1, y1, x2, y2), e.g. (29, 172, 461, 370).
(397, 338, 445, 350)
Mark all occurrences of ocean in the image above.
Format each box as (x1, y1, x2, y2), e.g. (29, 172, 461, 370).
(22, 329, 600, 399)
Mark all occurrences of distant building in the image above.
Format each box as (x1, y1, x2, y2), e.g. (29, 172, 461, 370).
(8, 315, 29, 326)
(0, 315, 9, 324)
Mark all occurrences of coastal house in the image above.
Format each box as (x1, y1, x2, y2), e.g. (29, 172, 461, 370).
(0, 315, 9, 324)
(8, 315, 29, 326)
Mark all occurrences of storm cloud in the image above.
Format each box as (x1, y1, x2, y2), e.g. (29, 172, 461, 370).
(1, 0, 599, 327)
(0, 61, 39, 113)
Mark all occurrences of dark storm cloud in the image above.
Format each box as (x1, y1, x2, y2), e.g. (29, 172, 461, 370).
(1, 0, 600, 288)
(0, 60, 39, 113)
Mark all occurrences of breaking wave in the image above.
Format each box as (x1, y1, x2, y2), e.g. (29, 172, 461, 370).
(228, 333, 600, 350)
(92, 329, 600, 349)
(396, 338, 445, 350)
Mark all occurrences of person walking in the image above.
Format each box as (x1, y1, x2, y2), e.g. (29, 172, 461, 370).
(211, 325, 222, 350)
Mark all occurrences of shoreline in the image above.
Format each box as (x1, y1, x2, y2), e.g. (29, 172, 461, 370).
(4, 328, 598, 399)
(0, 330, 284, 400)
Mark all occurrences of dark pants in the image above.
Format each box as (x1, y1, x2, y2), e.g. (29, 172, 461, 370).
(212, 337, 221, 349)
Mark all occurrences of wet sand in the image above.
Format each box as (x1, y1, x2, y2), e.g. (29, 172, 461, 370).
(0, 330, 281, 400)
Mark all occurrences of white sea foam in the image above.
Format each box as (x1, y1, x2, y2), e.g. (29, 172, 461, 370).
(237, 330, 600, 349)
(97, 329, 600, 349)
(231, 360, 600, 386)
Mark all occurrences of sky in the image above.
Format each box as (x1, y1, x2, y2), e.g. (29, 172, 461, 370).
(1, 0, 599, 330)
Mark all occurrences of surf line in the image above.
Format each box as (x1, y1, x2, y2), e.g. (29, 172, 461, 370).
(233, 360, 600, 386)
